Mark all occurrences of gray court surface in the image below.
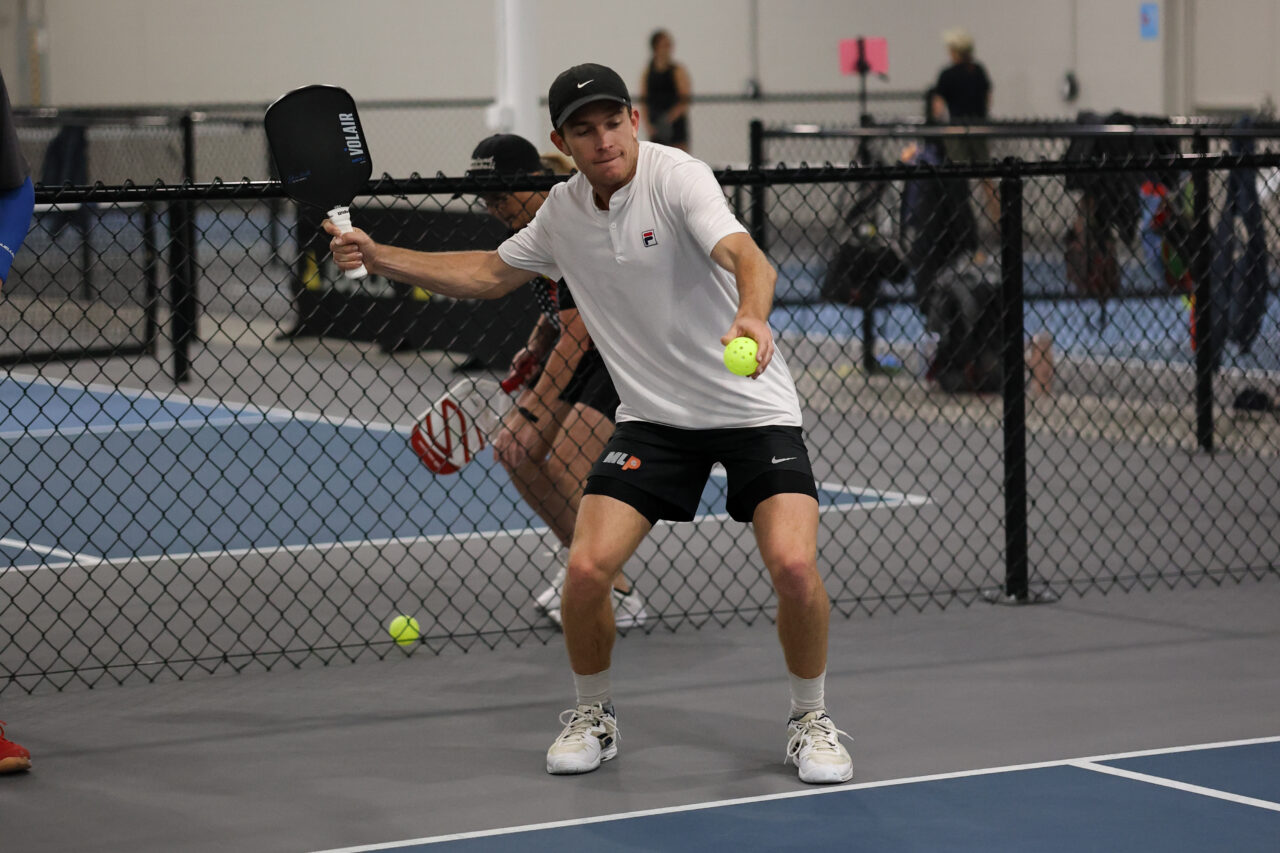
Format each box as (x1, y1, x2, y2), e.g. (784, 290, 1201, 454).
(2, 574, 1277, 853)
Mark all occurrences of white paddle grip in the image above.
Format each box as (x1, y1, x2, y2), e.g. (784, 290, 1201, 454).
(328, 205, 368, 279)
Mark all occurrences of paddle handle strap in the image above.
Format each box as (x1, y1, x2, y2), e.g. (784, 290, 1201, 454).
(327, 205, 368, 279)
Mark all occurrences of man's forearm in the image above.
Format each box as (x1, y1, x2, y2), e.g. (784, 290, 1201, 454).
(710, 233, 778, 323)
(733, 250, 777, 322)
(370, 247, 522, 299)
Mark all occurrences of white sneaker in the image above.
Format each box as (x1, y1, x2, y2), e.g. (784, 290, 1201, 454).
(547, 587, 649, 630)
(785, 711, 853, 784)
(611, 588, 648, 629)
(546, 702, 618, 775)
(533, 561, 567, 614)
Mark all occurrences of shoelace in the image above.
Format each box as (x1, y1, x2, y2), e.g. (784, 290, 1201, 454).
(785, 715, 850, 764)
(555, 704, 618, 747)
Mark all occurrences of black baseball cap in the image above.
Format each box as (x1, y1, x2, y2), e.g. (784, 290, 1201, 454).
(548, 63, 631, 129)
(467, 134, 543, 176)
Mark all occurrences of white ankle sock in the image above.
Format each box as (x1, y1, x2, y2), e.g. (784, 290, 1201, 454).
(788, 670, 826, 717)
(574, 669, 612, 708)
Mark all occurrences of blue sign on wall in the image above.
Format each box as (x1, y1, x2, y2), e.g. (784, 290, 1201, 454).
(1140, 3, 1159, 40)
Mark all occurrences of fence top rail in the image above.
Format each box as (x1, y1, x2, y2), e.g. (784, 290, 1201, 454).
(10, 90, 915, 129)
(12, 90, 918, 122)
(761, 120, 1280, 140)
(31, 149, 1280, 204)
(725, 150, 1280, 182)
(14, 107, 263, 128)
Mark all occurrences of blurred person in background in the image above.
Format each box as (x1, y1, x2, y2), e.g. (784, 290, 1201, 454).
(640, 29, 692, 151)
(931, 27, 999, 258)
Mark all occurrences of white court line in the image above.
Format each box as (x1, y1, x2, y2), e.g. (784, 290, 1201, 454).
(0, 414, 264, 442)
(307, 735, 1280, 853)
(1070, 760, 1280, 813)
(5, 370, 410, 436)
(0, 537, 83, 563)
(1, 524, 554, 577)
(3, 476, 929, 576)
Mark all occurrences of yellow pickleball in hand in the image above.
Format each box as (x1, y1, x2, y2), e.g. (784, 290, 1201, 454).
(724, 336, 759, 376)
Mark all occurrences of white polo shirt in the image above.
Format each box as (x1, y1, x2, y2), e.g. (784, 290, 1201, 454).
(498, 142, 802, 429)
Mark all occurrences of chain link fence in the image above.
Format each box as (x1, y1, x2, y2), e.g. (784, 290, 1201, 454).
(12, 91, 923, 188)
(1, 145, 1277, 694)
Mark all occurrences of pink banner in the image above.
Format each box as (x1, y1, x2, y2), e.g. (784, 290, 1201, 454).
(839, 37, 888, 76)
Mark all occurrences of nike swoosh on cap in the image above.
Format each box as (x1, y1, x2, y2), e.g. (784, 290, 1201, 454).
(577, 80, 594, 88)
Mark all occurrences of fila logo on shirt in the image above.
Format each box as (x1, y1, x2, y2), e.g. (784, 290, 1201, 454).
(641, 228, 658, 248)
(602, 451, 642, 470)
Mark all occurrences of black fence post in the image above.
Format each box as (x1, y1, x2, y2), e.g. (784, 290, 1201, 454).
(860, 302, 878, 373)
(1190, 133, 1215, 453)
(142, 204, 159, 353)
(991, 167, 1045, 604)
(749, 119, 767, 251)
(168, 112, 199, 383)
(1000, 171, 1027, 600)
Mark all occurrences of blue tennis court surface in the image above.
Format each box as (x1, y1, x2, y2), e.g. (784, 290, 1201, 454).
(313, 738, 1280, 853)
(1, 375, 922, 570)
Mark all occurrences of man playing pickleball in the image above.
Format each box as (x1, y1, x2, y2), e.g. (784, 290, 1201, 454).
(326, 63, 852, 785)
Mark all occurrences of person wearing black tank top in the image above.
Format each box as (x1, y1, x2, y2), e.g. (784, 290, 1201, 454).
(640, 29, 691, 151)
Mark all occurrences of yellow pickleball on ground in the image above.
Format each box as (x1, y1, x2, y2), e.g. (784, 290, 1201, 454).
(724, 336, 759, 376)
(388, 614, 420, 646)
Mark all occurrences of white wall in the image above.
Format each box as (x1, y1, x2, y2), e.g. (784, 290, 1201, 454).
(41, 0, 496, 104)
(0, 0, 22, 100)
(1188, 0, 1280, 112)
(27, 0, 1176, 116)
(15, 0, 1277, 177)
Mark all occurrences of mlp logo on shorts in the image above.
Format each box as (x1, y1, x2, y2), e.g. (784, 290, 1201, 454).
(602, 450, 642, 470)
(641, 228, 658, 248)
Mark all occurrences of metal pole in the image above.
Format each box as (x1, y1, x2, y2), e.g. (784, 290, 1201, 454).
(142, 203, 159, 353)
(861, 303, 877, 373)
(999, 171, 1029, 601)
(169, 112, 199, 383)
(749, 119, 766, 251)
(1190, 133, 1214, 453)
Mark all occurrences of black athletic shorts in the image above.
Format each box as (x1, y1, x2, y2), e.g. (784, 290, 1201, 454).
(559, 348, 620, 421)
(584, 421, 818, 524)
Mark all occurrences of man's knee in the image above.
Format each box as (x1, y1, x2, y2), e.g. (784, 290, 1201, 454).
(767, 555, 824, 604)
(563, 551, 616, 602)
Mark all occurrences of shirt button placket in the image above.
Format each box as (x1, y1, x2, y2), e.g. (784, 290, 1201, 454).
(609, 220, 623, 263)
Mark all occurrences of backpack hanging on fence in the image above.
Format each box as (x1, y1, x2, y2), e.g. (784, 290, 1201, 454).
(1146, 180, 1194, 293)
(1064, 223, 1120, 299)
(820, 226, 907, 308)
(821, 159, 907, 307)
(1065, 110, 1177, 244)
(902, 140, 978, 309)
(38, 124, 92, 236)
(1208, 121, 1268, 356)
